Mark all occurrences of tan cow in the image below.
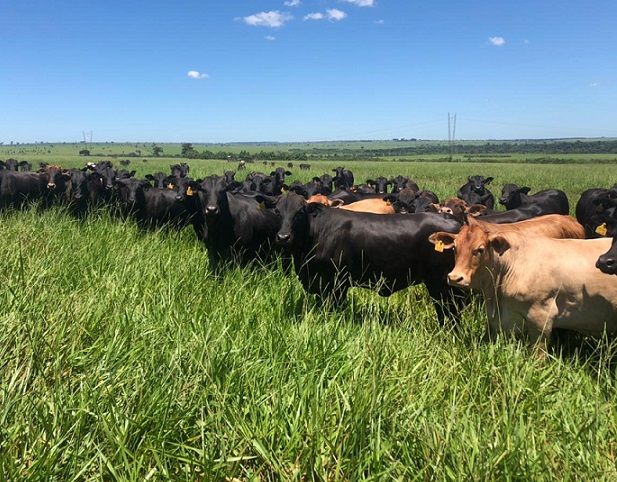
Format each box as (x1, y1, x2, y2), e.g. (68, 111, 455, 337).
(428, 215, 610, 354)
(307, 195, 396, 214)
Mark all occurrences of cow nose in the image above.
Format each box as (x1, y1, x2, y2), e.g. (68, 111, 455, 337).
(175, 194, 183, 201)
(276, 233, 291, 243)
(47, 183, 56, 189)
(447, 273, 466, 286)
(599, 257, 615, 268)
(206, 205, 219, 215)
(74, 193, 83, 199)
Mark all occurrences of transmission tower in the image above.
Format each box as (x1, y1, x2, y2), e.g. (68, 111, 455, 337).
(447, 113, 457, 161)
(83, 131, 93, 150)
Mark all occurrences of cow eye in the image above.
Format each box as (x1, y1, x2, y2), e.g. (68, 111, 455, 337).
(474, 246, 485, 256)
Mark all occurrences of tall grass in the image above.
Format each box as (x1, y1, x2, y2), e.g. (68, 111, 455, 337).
(1, 163, 617, 480)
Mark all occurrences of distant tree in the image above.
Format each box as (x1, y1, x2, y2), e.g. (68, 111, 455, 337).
(153, 146, 164, 157)
(181, 143, 195, 157)
(79, 149, 90, 156)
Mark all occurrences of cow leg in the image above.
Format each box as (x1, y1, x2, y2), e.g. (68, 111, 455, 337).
(425, 280, 465, 327)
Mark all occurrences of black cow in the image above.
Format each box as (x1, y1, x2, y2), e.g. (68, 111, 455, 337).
(0, 171, 47, 209)
(189, 175, 282, 267)
(170, 163, 190, 179)
(65, 168, 92, 217)
(365, 176, 391, 194)
(145, 172, 172, 189)
(499, 184, 569, 214)
(457, 175, 494, 210)
(299, 163, 311, 170)
(269, 192, 466, 324)
(270, 168, 292, 195)
(576, 187, 617, 238)
(1, 159, 31, 171)
(332, 166, 354, 189)
(115, 177, 195, 230)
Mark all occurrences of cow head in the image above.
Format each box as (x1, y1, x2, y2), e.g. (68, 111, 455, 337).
(429, 216, 510, 289)
(499, 184, 531, 210)
(38, 164, 70, 191)
(270, 192, 311, 248)
(366, 176, 391, 194)
(195, 175, 241, 217)
(68, 168, 91, 200)
(145, 172, 170, 189)
(115, 177, 149, 206)
(596, 238, 617, 275)
(468, 175, 493, 194)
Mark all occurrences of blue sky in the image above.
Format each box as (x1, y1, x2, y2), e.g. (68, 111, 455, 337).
(2, 0, 616, 143)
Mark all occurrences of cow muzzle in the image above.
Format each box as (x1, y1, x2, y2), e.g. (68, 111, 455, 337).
(447, 272, 469, 288)
(205, 205, 219, 216)
(276, 232, 291, 244)
(596, 255, 617, 275)
(47, 183, 56, 189)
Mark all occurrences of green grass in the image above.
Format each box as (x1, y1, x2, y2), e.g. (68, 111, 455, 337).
(1, 160, 617, 480)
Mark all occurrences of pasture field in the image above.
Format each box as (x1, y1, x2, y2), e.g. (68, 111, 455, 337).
(2, 157, 617, 480)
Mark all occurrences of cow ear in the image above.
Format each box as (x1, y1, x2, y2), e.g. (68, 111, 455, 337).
(466, 204, 487, 217)
(225, 181, 243, 192)
(484, 177, 494, 184)
(489, 234, 511, 256)
(427, 203, 440, 213)
(145, 174, 154, 181)
(330, 199, 345, 207)
(520, 186, 531, 194)
(428, 232, 457, 251)
(306, 202, 324, 215)
(366, 179, 375, 185)
(285, 171, 292, 176)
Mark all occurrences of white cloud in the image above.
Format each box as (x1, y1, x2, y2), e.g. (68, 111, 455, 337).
(187, 71, 208, 79)
(375, 19, 384, 24)
(284, 0, 301, 6)
(265, 35, 276, 41)
(327, 9, 347, 21)
(488, 36, 505, 46)
(243, 11, 292, 27)
(304, 12, 324, 20)
(342, 0, 375, 6)
(305, 9, 347, 21)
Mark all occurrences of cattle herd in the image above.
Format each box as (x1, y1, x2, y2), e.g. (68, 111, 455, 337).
(2, 157, 617, 355)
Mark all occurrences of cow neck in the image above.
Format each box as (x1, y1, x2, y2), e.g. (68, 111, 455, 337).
(482, 238, 518, 322)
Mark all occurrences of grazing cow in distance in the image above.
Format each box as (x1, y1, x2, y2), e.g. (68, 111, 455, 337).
(499, 184, 569, 214)
(332, 166, 354, 189)
(457, 175, 495, 210)
(299, 163, 311, 170)
(268, 192, 466, 325)
(430, 216, 617, 354)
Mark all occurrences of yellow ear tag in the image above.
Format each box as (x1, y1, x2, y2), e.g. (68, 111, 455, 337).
(281, 187, 287, 193)
(168, 183, 174, 189)
(186, 186, 193, 196)
(596, 223, 608, 236)
(258, 202, 265, 211)
(434, 240, 444, 253)
(386, 200, 391, 206)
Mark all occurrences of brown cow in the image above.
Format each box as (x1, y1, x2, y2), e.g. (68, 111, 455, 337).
(429, 215, 614, 354)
